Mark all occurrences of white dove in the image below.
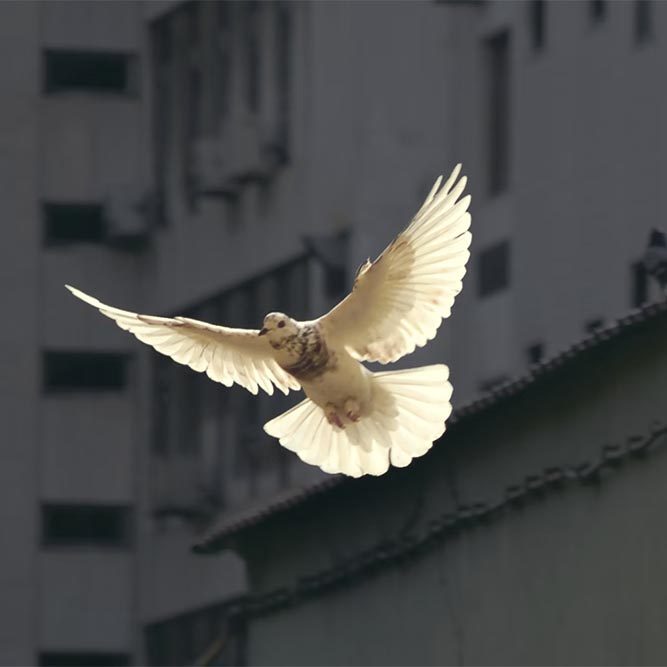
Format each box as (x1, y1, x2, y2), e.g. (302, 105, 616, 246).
(66, 164, 472, 478)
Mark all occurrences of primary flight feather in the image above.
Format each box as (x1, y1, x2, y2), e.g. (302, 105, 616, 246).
(67, 164, 472, 477)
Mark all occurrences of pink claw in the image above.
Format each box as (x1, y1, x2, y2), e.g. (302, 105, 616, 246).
(325, 405, 345, 429)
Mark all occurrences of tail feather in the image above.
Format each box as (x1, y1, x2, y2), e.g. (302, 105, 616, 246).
(263, 364, 452, 477)
(390, 439, 414, 468)
(264, 397, 315, 441)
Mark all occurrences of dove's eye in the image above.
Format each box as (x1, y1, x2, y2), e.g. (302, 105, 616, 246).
(277, 321, 286, 329)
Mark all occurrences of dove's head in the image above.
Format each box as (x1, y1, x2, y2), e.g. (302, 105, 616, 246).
(258, 312, 299, 344)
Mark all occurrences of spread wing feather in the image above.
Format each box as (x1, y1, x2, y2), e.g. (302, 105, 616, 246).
(318, 164, 472, 363)
(65, 286, 300, 396)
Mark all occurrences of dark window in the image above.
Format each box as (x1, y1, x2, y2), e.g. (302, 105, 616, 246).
(180, 370, 202, 455)
(485, 31, 511, 195)
(590, 0, 606, 23)
(302, 231, 348, 301)
(213, 1, 232, 119)
(585, 317, 605, 333)
(41, 504, 131, 548)
(43, 352, 128, 392)
(288, 260, 310, 320)
(272, 265, 292, 315)
(151, 18, 172, 227)
(235, 393, 261, 484)
(529, 1, 546, 51)
(44, 50, 135, 94)
(243, 281, 260, 328)
(39, 653, 130, 667)
(244, 2, 261, 112)
(634, 0, 652, 43)
(184, 66, 202, 208)
(152, 360, 202, 460)
(477, 240, 510, 297)
(152, 356, 171, 456)
(526, 342, 544, 365)
(186, 1, 201, 45)
(43, 203, 105, 246)
(274, 3, 291, 163)
(174, 3, 203, 210)
(631, 260, 648, 307)
(152, 16, 172, 63)
(269, 259, 311, 319)
(145, 601, 243, 667)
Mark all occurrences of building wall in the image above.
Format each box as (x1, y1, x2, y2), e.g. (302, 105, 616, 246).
(0, 1, 146, 663)
(449, 0, 667, 399)
(0, 5, 42, 664)
(39, 553, 134, 652)
(239, 315, 667, 665)
(145, 1, 456, 310)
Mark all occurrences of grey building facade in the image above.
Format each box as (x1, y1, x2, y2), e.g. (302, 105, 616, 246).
(0, 0, 664, 664)
(1, 3, 147, 664)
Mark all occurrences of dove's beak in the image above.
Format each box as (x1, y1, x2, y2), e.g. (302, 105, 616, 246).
(258, 327, 269, 336)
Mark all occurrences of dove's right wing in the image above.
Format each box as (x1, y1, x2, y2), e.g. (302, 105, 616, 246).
(317, 164, 471, 364)
(66, 286, 300, 396)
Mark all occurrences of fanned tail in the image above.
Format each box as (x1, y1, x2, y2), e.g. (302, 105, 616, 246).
(263, 364, 453, 477)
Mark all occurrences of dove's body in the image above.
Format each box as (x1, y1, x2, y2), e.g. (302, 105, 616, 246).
(298, 347, 373, 419)
(269, 322, 336, 382)
(268, 321, 373, 420)
(66, 164, 472, 477)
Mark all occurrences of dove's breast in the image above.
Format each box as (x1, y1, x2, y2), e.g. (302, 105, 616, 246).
(276, 324, 372, 411)
(299, 348, 372, 413)
(281, 329, 331, 382)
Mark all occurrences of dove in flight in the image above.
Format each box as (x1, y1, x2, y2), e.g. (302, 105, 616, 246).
(66, 164, 472, 478)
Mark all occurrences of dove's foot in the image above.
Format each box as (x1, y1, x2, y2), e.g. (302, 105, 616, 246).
(344, 398, 361, 423)
(324, 403, 345, 429)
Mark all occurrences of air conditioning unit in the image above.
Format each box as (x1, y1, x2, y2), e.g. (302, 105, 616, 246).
(223, 112, 272, 184)
(193, 113, 277, 198)
(193, 135, 238, 199)
(105, 183, 151, 246)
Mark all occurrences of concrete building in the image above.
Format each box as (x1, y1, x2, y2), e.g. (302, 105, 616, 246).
(441, 0, 666, 397)
(2, 1, 242, 664)
(0, 0, 664, 664)
(0, 2, 148, 664)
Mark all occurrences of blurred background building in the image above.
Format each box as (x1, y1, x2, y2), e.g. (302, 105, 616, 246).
(0, 0, 664, 665)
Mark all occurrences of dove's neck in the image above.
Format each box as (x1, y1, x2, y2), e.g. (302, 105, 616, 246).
(271, 335, 298, 358)
(273, 324, 333, 381)
(268, 325, 303, 362)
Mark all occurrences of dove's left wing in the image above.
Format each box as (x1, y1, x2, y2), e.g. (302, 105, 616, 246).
(66, 286, 300, 396)
(318, 165, 471, 364)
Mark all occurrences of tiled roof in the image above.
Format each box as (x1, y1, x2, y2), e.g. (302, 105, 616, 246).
(194, 297, 667, 554)
(194, 478, 341, 553)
